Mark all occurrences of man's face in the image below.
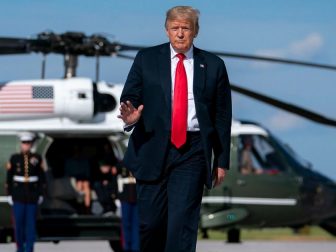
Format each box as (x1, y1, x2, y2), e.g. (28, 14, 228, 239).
(166, 18, 197, 53)
(21, 141, 32, 153)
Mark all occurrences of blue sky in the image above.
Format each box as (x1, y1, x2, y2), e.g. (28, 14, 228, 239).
(1, 0, 336, 179)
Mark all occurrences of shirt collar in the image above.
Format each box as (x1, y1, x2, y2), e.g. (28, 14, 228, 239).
(170, 43, 194, 60)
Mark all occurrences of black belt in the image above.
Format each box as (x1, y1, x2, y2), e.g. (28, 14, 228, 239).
(167, 131, 201, 147)
(187, 131, 201, 136)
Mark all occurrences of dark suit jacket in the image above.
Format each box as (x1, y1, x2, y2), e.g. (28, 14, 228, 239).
(120, 42, 232, 189)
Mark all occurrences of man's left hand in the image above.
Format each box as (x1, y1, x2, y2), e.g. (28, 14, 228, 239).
(214, 167, 227, 187)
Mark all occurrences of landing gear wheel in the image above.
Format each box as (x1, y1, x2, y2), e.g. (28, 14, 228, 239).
(227, 228, 241, 243)
(109, 239, 123, 252)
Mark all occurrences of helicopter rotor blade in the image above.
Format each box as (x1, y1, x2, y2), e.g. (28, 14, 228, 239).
(109, 43, 336, 71)
(210, 51, 336, 71)
(0, 37, 31, 55)
(231, 83, 336, 127)
(116, 43, 147, 52)
(116, 53, 136, 60)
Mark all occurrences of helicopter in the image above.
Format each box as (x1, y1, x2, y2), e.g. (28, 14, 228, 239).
(0, 31, 336, 251)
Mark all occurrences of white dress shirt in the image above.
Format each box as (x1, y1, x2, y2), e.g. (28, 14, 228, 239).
(170, 44, 200, 131)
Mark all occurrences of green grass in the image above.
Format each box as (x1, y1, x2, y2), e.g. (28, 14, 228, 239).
(199, 227, 336, 241)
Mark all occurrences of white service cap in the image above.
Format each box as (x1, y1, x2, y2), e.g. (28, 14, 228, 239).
(19, 132, 35, 142)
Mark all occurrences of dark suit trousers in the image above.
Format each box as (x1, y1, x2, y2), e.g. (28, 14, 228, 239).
(136, 132, 206, 252)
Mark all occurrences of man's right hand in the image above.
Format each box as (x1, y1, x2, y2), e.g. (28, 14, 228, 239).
(117, 100, 144, 126)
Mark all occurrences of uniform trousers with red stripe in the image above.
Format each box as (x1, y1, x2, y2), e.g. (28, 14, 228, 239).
(12, 201, 38, 252)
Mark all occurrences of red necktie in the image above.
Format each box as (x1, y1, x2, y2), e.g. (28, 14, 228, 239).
(171, 53, 187, 148)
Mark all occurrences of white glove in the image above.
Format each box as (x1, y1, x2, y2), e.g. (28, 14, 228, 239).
(38, 196, 44, 205)
(8, 196, 13, 206)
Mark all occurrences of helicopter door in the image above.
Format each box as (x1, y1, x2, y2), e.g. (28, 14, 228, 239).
(233, 134, 299, 225)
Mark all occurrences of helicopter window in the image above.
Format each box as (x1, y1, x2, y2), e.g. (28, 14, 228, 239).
(78, 92, 87, 99)
(239, 135, 287, 175)
(278, 138, 311, 168)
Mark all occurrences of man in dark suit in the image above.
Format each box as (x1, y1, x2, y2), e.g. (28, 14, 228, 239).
(118, 6, 232, 252)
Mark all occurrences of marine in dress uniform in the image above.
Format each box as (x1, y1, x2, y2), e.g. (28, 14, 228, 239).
(5, 132, 46, 252)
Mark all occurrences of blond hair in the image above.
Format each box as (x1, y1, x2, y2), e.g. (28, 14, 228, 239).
(165, 6, 200, 34)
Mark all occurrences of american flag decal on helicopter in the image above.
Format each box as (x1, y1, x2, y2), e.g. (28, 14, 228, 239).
(0, 85, 54, 113)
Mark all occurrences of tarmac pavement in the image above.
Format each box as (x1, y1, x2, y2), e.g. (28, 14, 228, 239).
(1, 240, 336, 252)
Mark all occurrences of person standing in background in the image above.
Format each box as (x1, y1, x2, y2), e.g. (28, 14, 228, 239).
(5, 132, 46, 252)
(94, 159, 118, 214)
